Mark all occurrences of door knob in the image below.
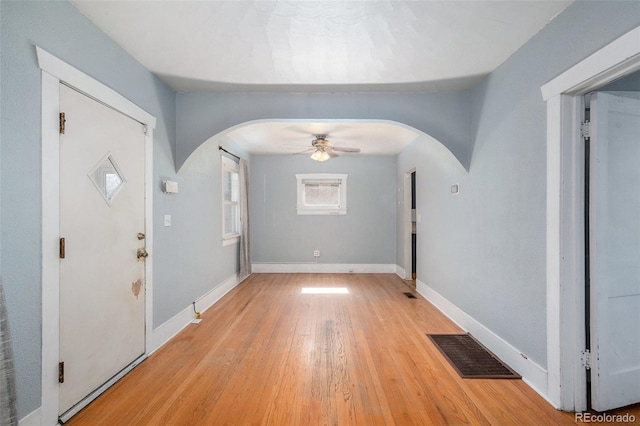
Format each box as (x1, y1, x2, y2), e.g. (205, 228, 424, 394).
(137, 248, 148, 261)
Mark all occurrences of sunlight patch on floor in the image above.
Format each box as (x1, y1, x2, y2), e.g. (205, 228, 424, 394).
(301, 287, 349, 294)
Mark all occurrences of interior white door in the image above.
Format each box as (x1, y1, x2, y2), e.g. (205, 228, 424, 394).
(589, 91, 640, 411)
(59, 84, 146, 414)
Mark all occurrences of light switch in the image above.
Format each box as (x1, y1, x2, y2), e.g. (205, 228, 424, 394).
(164, 215, 171, 227)
(163, 180, 178, 193)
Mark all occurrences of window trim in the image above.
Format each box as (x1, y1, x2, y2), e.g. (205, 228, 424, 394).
(221, 155, 240, 246)
(296, 173, 348, 215)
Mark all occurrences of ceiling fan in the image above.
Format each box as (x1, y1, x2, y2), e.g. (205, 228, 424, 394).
(295, 135, 361, 162)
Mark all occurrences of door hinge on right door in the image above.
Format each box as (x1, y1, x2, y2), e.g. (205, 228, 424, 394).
(581, 120, 591, 139)
(581, 349, 591, 370)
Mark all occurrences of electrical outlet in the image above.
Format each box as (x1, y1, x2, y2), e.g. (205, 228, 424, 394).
(313, 250, 320, 257)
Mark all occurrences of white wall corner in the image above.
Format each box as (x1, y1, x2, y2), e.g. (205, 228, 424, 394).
(149, 272, 245, 354)
(416, 279, 552, 406)
(395, 265, 406, 279)
(251, 263, 396, 274)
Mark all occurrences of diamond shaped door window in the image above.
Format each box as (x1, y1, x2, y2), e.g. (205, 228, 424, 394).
(89, 154, 126, 205)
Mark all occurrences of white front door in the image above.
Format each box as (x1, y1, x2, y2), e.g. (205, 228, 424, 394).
(59, 84, 146, 415)
(589, 91, 640, 411)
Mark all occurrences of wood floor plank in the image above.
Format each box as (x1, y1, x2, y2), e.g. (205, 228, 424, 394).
(66, 273, 638, 425)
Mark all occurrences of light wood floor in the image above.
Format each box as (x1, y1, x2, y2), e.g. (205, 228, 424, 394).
(68, 274, 639, 425)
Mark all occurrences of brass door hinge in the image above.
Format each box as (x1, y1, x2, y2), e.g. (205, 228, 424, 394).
(59, 237, 65, 259)
(59, 361, 65, 383)
(59, 112, 66, 134)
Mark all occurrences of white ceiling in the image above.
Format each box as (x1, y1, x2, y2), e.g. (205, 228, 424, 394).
(71, 0, 572, 93)
(70, 0, 573, 156)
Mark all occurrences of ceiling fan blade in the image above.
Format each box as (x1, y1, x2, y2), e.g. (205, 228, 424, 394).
(284, 125, 326, 137)
(331, 146, 360, 153)
(292, 148, 314, 155)
(328, 150, 340, 158)
(286, 124, 351, 136)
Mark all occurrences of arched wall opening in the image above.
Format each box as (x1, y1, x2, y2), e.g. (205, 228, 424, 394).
(176, 117, 467, 276)
(175, 91, 474, 171)
(178, 118, 465, 174)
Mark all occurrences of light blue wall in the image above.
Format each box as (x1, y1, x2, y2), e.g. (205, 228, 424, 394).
(395, 135, 467, 273)
(398, 1, 640, 368)
(158, 136, 249, 325)
(0, 1, 178, 418)
(250, 155, 396, 265)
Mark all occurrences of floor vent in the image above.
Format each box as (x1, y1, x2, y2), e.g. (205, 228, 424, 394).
(403, 292, 417, 299)
(427, 333, 521, 379)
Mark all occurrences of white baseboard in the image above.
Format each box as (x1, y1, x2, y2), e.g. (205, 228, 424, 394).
(416, 279, 550, 404)
(149, 272, 245, 355)
(395, 265, 406, 279)
(18, 407, 41, 426)
(251, 263, 396, 274)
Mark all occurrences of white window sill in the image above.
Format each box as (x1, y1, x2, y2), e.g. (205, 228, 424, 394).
(222, 235, 240, 247)
(296, 209, 347, 215)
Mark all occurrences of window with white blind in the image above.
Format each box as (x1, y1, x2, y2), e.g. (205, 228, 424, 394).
(296, 173, 348, 215)
(222, 155, 240, 245)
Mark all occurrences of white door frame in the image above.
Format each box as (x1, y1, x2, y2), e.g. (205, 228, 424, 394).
(38, 46, 156, 425)
(541, 26, 640, 411)
(403, 168, 416, 280)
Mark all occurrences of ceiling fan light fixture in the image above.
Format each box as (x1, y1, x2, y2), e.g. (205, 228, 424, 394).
(310, 148, 330, 162)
